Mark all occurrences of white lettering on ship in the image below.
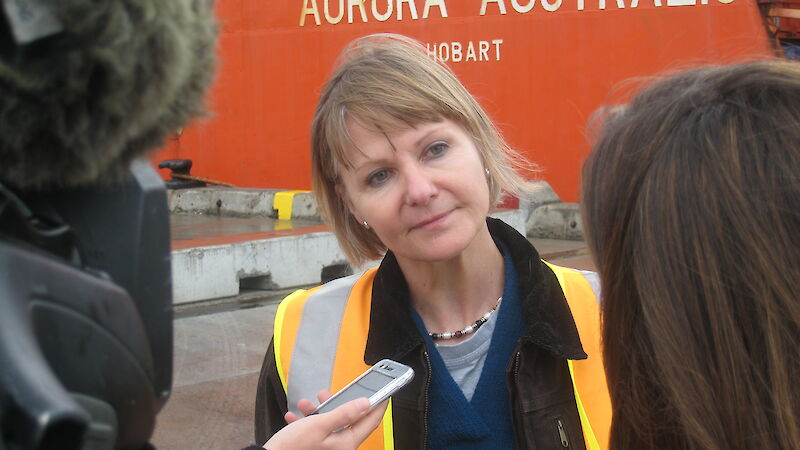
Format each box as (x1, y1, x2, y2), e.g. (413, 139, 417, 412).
(426, 39, 504, 63)
(301, 0, 736, 25)
(299, 0, 448, 26)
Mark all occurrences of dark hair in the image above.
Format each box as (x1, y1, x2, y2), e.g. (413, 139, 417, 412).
(582, 60, 800, 449)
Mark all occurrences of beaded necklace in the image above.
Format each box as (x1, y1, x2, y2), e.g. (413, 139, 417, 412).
(428, 297, 503, 340)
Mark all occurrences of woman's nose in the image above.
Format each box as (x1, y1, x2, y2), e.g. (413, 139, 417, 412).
(403, 167, 438, 206)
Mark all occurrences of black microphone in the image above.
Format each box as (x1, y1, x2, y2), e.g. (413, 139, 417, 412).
(0, 0, 217, 190)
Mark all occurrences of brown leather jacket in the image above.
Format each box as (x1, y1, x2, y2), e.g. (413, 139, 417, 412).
(255, 218, 590, 449)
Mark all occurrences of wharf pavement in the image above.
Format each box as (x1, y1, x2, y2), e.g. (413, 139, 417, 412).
(151, 214, 593, 449)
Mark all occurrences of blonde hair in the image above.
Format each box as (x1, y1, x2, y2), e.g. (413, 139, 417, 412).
(311, 33, 537, 266)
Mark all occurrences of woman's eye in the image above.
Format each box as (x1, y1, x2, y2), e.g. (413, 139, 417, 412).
(426, 142, 449, 158)
(367, 169, 390, 187)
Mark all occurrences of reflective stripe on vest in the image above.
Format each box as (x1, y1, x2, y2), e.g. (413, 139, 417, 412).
(274, 263, 610, 450)
(273, 267, 394, 449)
(544, 261, 612, 450)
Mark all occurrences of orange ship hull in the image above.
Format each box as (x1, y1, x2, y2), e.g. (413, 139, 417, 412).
(154, 0, 773, 202)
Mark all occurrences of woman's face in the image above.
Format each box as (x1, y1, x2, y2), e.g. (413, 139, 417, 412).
(337, 118, 491, 263)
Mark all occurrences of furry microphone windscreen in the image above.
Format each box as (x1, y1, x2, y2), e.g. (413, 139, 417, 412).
(0, 0, 217, 189)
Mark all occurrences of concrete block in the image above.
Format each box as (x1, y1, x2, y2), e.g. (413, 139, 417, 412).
(167, 189, 215, 214)
(289, 191, 319, 220)
(217, 189, 276, 217)
(171, 229, 350, 303)
(168, 188, 320, 220)
(168, 188, 276, 217)
(527, 202, 584, 241)
(172, 246, 239, 303)
(519, 181, 562, 236)
(235, 231, 347, 289)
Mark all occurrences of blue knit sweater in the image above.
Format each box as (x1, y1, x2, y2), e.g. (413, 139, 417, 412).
(412, 247, 523, 449)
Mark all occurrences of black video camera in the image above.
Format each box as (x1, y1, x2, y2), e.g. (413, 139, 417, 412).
(0, 161, 172, 449)
(0, 0, 217, 448)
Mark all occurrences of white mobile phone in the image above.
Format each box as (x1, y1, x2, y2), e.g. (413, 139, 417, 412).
(310, 359, 414, 415)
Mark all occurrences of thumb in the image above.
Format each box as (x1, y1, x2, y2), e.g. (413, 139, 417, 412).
(319, 397, 370, 431)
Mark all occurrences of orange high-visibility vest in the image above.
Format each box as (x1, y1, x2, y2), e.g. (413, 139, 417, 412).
(272, 262, 611, 450)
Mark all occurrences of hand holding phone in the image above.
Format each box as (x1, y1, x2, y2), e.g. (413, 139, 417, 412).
(264, 360, 413, 450)
(265, 397, 384, 450)
(311, 359, 414, 416)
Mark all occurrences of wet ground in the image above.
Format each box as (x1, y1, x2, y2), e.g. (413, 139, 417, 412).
(170, 214, 322, 242)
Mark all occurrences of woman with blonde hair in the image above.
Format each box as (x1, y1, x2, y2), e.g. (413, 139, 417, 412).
(254, 33, 610, 450)
(582, 60, 800, 449)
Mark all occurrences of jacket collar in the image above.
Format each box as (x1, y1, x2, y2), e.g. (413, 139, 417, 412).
(364, 217, 586, 365)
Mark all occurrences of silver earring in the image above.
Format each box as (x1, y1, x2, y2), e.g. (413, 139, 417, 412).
(485, 167, 490, 177)
(362, 220, 369, 229)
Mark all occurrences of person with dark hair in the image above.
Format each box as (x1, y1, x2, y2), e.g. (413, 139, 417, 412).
(582, 59, 800, 449)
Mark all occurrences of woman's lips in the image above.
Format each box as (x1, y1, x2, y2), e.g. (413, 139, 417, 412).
(411, 210, 451, 231)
